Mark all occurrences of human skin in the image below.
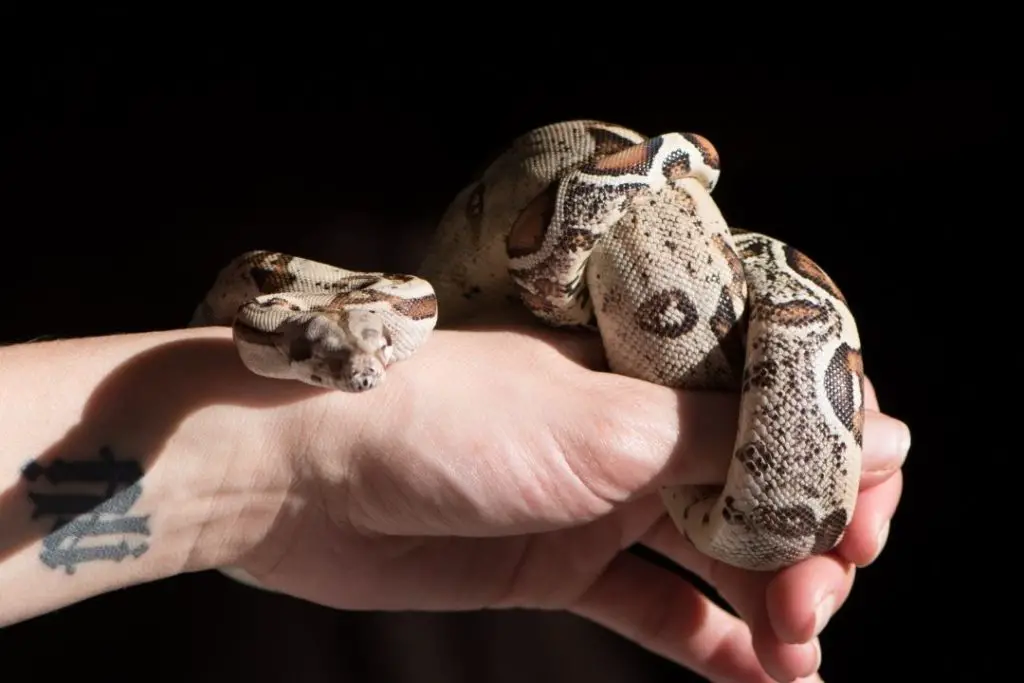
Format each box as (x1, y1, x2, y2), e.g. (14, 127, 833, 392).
(0, 324, 908, 683)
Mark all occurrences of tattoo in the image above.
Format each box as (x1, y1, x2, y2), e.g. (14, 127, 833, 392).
(21, 446, 151, 574)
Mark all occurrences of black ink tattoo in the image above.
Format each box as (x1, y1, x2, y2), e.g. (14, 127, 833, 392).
(21, 446, 150, 574)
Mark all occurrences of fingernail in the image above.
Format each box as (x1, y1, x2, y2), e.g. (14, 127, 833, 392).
(884, 421, 911, 468)
(860, 520, 891, 567)
(813, 594, 836, 637)
(792, 641, 824, 681)
(865, 419, 911, 474)
(897, 424, 911, 462)
(875, 520, 891, 557)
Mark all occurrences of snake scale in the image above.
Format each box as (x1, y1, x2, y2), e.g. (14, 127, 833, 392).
(192, 120, 865, 573)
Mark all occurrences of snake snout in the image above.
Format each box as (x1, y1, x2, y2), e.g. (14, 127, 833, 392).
(350, 373, 377, 391)
(343, 353, 385, 392)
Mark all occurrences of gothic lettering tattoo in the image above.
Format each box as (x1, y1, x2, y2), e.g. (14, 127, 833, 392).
(21, 446, 150, 574)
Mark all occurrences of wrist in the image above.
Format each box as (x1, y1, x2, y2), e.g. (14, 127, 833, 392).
(0, 327, 315, 624)
(133, 327, 321, 578)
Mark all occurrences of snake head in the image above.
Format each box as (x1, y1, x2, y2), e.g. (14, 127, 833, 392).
(340, 352, 387, 392)
(285, 310, 393, 393)
(336, 309, 393, 392)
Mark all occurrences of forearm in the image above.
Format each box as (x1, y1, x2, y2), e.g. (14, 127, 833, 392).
(0, 327, 305, 626)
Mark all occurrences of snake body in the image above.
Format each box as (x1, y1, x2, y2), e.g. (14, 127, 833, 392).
(193, 120, 864, 572)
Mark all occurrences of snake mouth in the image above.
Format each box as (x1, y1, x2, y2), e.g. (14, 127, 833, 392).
(347, 374, 381, 392)
(312, 349, 381, 393)
(344, 360, 385, 392)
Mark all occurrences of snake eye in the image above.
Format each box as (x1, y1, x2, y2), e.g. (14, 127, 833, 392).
(360, 326, 384, 345)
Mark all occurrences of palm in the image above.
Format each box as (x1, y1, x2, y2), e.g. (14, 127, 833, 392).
(227, 329, 906, 683)
(256, 493, 666, 612)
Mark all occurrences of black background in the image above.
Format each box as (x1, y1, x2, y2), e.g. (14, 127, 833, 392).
(0, 27, 1007, 683)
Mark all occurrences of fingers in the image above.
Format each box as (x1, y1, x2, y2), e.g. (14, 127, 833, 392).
(764, 468, 904, 645)
(640, 467, 903, 678)
(858, 410, 911, 488)
(590, 369, 906, 498)
(631, 398, 908, 497)
(765, 556, 856, 645)
(571, 550, 820, 683)
(859, 372, 911, 488)
(836, 468, 903, 567)
(863, 375, 879, 412)
(641, 518, 827, 682)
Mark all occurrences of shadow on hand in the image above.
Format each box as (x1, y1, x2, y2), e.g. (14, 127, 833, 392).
(0, 332, 322, 572)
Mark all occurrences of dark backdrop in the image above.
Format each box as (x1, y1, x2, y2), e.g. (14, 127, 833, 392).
(0, 34, 1005, 682)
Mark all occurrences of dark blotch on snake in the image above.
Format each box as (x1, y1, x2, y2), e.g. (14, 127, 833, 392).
(635, 288, 699, 338)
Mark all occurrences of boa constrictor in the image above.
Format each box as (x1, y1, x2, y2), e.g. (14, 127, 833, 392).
(192, 119, 864, 574)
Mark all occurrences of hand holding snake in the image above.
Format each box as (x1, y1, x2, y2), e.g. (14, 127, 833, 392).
(192, 120, 909, 681)
(197, 120, 868, 571)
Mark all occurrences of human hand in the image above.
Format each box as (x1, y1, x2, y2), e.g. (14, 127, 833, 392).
(227, 325, 908, 683)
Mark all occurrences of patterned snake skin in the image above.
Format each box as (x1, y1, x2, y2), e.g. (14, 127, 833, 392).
(192, 120, 865, 574)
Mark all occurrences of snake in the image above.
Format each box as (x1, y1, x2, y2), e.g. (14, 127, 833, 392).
(191, 119, 865, 574)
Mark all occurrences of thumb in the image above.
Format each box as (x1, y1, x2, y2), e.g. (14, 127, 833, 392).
(563, 371, 742, 503)
(584, 371, 902, 503)
(629, 382, 740, 492)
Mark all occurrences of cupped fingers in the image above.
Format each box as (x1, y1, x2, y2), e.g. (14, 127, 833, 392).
(641, 518, 832, 682)
(859, 374, 911, 488)
(859, 410, 911, 489)
(765, 554, 856, 645)
(836, 468, 903, 567)
(765, 468, 904, 649)
(571, 550, 822, 683)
